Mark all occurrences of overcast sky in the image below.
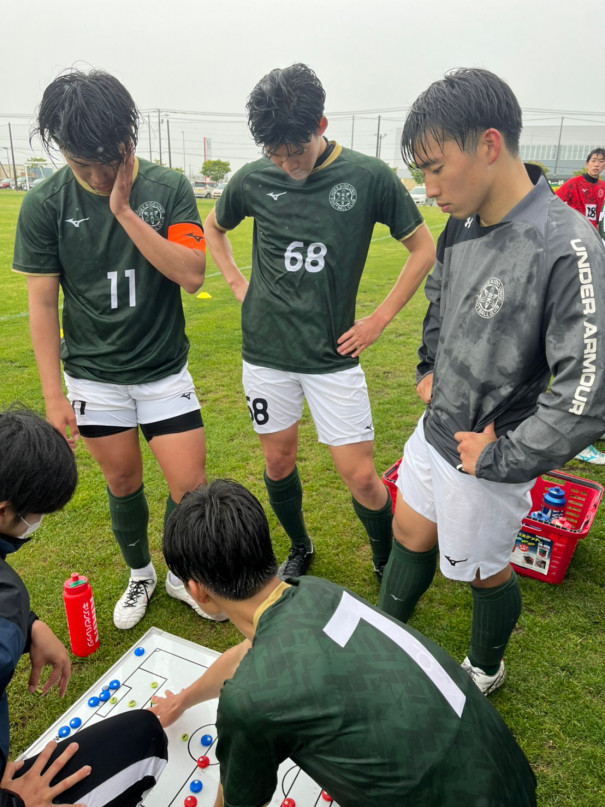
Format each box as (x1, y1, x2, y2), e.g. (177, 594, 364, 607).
(1, 0, 602, 173)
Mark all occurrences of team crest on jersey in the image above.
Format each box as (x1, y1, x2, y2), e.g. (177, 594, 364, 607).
(136, 201, 165, 231)
(475, 277, 504, 319)
(329, 183, 357, 212)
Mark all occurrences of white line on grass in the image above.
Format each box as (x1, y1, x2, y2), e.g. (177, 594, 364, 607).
(0, 311, 29, 322)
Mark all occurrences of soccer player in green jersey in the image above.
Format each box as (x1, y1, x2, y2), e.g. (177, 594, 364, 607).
(150, 479, 536, 807)
(205, 64, 435, 580)
(13, 70, 219, 630)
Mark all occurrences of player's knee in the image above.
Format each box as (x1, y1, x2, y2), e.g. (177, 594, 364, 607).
(343, 466, 382, 501)
(392, 516, 409, 547)
(392, 512, 437, 552)
(106, 471, 144, 497)
(264, 454, 296, 480)
(170, 473, 207, 504)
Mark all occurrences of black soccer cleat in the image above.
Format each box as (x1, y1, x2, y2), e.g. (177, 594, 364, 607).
(278, 542, 314, 580)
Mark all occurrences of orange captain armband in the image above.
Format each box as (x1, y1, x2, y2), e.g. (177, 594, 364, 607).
(167, 222, 206, 252)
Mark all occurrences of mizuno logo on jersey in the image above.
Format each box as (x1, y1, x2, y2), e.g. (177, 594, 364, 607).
(267, 191, 287, 201)
(65, 217, 90, 228)
(186, 233, 204, 243)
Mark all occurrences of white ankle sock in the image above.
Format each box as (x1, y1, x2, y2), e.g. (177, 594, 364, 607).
(130, 563, 156, 580)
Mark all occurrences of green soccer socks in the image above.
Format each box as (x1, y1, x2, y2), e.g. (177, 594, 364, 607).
(468, 570, 522, 674)
(264, 466, 313, 552)
(352, 493, 393, 571)
(164, 494, 178, 528)
(378, 539, 438, 622)
(108, 484, 151, 569)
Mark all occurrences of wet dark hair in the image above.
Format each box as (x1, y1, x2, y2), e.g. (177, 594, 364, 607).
(163, 480, 277, 601)
(34, 69, 139, 164)
(401, 68, 523, 165)
(586, 148, 605, 163)
(247, 63, 325, 149)
(0, 407, 77, 517)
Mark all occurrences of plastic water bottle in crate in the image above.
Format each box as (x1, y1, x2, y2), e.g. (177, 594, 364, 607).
(511, 471, 603, 584)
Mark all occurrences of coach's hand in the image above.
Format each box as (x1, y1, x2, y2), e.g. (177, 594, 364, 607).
(337, 314, 385, 358)
(416, 373, 433, 404)
(454, 422, 497, 476)
(149, 689, 186, 727)
(0, 741, 90, 807)
(28, 620, 71, 697)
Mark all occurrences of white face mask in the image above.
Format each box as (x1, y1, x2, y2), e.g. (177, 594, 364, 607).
(18, 514, 45, 539)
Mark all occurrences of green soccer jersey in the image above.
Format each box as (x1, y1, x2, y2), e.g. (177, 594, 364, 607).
(216, 578, 536, 807)
(12, 158, 203, 384)
(215, 143, 423, 373)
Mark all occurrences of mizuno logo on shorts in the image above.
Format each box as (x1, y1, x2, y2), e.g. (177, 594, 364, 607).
(65, 218, 90, 228)
(444, 555, 468, 566)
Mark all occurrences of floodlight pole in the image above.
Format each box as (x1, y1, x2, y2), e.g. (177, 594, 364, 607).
(148, 115, 152, 161)
(375, 115, 381, 157)
(166, 117, 172, 168)
(157, 109, 162, 165)
(553, 116, 564, 178)
(8, 124, 17, 188)
(351, 114, 355, 149)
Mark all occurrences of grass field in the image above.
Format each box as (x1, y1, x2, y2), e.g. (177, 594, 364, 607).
(1, 190, 604, 805)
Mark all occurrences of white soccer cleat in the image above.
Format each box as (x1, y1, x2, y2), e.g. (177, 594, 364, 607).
(575, 444, 605, 465)
(461, 657, 506, 695)
(165, 577, 228, 622)
(113, 575, 157, 630)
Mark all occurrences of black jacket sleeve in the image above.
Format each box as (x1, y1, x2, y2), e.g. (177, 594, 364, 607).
(0, 789, 25, 807)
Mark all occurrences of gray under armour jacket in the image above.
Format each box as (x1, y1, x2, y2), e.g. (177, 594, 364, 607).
(418, 169, 605, 483)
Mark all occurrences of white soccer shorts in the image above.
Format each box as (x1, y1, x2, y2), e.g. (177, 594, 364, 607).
(64, 365, 201, 428)
(397, 416, 534, 581)
(242, 361, 375, 446)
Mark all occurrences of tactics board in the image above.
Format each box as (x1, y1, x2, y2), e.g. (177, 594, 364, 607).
(21, 627, 338, 807)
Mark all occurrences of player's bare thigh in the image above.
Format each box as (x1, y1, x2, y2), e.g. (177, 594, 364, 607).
(393, 489, 438, 552)
(148, 427, 207, 502)
(82, 429, 143, 497)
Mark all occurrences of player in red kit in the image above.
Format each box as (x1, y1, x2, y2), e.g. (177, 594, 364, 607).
(556, 148, 605, 228)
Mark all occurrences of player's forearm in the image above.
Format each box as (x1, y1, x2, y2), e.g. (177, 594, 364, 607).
(27, 288, 63, 402)
(181, 640, 252, 709)
(114, 209, 205, 293)
(372, 224, 436, 327)
(204, 210, 248, 302)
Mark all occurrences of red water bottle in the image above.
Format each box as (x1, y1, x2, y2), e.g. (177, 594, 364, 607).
(63, 573, 100, 657)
